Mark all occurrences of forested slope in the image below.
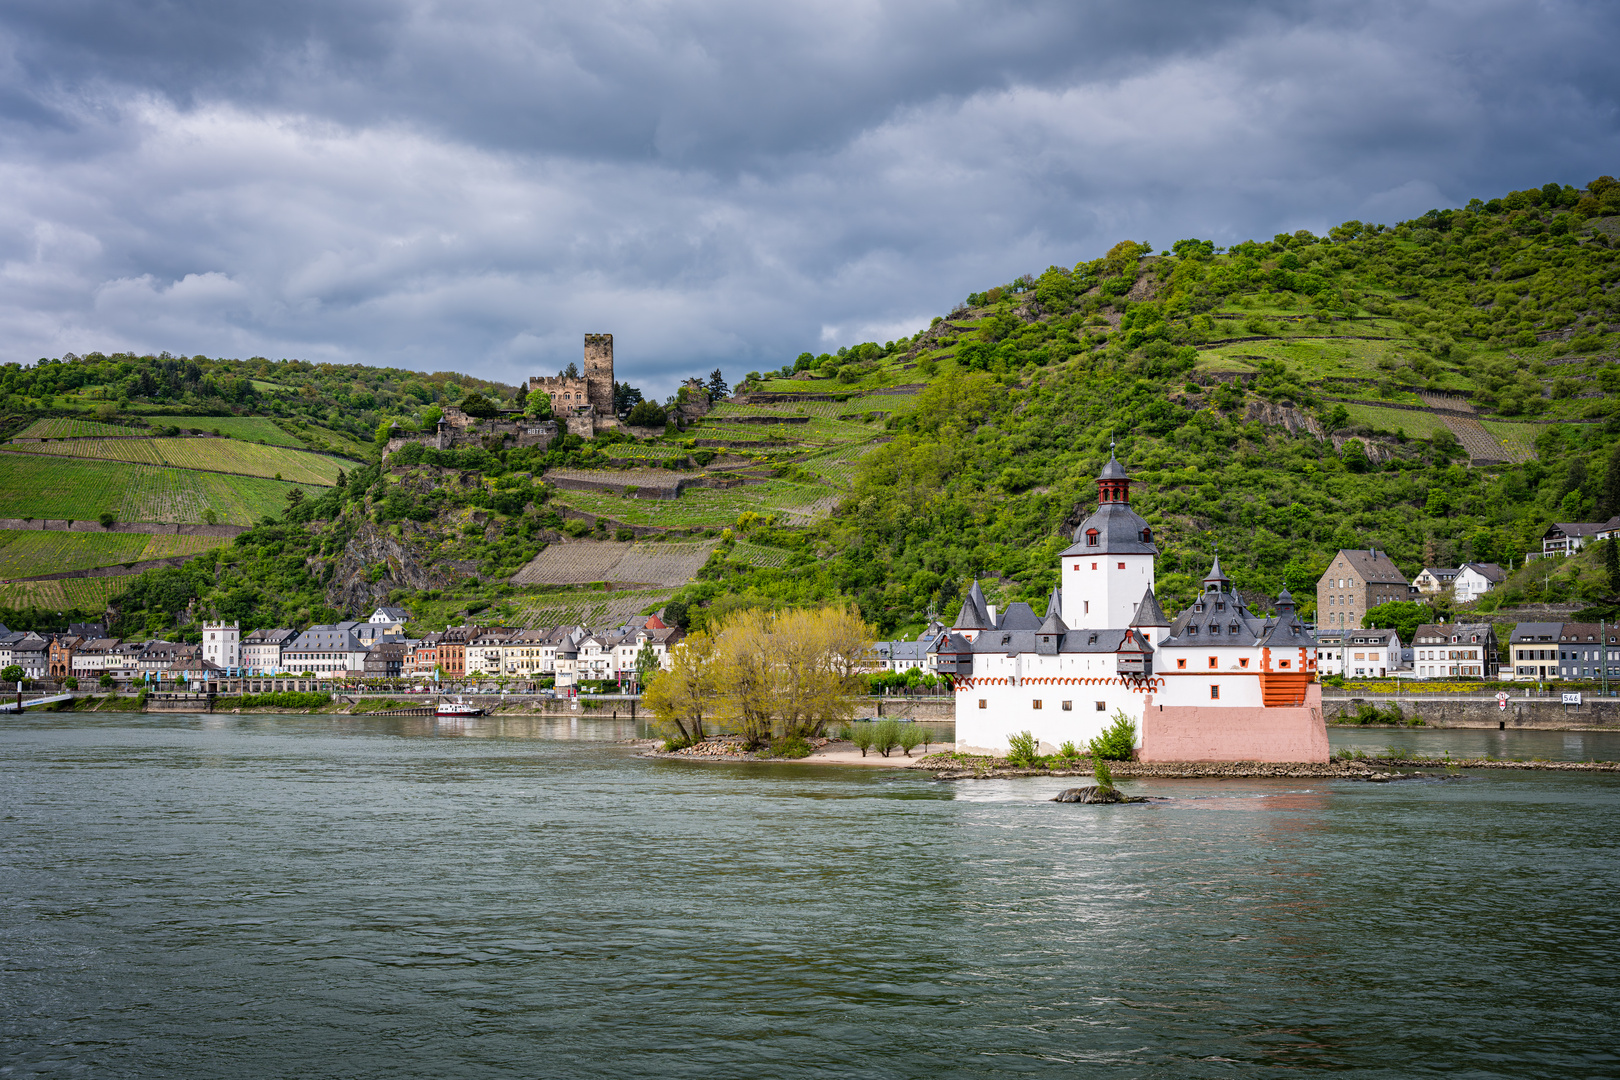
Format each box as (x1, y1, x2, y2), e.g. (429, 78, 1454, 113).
(670, 176, 1620, 635)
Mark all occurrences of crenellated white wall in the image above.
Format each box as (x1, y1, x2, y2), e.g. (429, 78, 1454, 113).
(955, 652, 1153, 756)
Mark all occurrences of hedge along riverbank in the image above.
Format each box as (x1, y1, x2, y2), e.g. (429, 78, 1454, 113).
(220, 691, 332, 709)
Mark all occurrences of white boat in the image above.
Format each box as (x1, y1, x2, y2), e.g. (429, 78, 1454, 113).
(435, 698, 483, 718)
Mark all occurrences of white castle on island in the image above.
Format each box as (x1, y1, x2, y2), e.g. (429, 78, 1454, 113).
(936, 454, 1329, 763)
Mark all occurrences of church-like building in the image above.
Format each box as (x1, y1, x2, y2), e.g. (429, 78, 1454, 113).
(942, 455, 1328, 763)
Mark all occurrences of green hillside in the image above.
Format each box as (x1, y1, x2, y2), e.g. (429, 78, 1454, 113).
(5, 174, 1620, 635)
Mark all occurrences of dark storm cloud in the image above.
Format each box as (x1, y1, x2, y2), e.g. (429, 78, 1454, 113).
(0, 0, 1615, 395)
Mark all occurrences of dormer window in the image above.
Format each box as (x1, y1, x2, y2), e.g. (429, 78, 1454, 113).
(1210, 624, 1220, 635)
(1140, 529, 1151, 543)
(1188, 625, 1197, 635)
(1086, 529, 1099, 547)
(1088, 634, 1098, 644)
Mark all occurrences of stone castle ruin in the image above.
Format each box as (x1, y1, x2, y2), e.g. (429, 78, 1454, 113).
(530, 333, 618, 437)
(383, 334, 622, 461)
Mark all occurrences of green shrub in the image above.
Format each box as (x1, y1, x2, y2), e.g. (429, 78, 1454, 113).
(849, 722, 875, 757)
(231, 691, 331, 709)
(873, 717, 901, 757)
(896, 724, 923, 757)
(1058, 740, 1081, 761)
(770, 735, 812, 758)
(1094, 757, 1115, 792)
(1088, 711, 1137, 760)
(1006, 730, 1041, 766)
(663, 735, 693, 752)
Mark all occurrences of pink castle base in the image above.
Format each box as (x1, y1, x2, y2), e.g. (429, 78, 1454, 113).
(1139, 684, 1330, 763)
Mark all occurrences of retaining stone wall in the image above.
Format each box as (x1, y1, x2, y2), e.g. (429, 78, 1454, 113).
(1327, 695, 1620, 730)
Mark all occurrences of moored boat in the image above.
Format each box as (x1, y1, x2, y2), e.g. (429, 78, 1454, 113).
(436, 698, 483, 718)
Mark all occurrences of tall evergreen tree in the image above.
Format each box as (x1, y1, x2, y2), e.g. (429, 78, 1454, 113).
(707, 368, 729, 400)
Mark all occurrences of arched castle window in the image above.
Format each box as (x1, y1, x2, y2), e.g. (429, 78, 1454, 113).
(1140, 528, 1151, 543)
(1086, 529, 1099, 547)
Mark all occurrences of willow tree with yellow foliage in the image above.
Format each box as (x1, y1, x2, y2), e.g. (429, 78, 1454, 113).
(646, 605, 872, 749)
(642, 631, 718, 747)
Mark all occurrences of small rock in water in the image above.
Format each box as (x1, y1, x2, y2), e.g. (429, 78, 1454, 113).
(1053, 785, 1123, 804)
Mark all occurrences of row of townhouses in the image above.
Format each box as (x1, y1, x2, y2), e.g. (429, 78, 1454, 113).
(17, 605, 684, 692)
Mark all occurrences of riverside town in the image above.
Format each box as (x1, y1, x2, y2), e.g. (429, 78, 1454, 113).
(6, 159, 1620, 1078)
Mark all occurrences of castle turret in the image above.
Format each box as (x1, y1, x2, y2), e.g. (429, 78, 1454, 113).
(1059, 452, 1158, 630)
(952, 581, 991, 639)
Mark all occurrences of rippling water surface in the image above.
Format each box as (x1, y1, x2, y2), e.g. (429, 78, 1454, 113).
(3, 714, 1618, 1078)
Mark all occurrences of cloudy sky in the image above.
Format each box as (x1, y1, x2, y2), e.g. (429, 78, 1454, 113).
(1, 1, 1617, 396)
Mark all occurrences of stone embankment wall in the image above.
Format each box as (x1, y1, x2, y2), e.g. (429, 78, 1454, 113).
(1326, 694, 1620, 730)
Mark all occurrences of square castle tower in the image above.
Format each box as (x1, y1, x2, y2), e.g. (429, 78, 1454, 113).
(529, 334, 615, 430)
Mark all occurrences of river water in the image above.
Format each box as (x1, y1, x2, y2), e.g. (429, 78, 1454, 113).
(2, 714, 1617, 1079)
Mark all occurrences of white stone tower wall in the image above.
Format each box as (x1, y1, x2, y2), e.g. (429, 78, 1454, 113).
(1061, 553, 1155, 630)
(203, 620, 240, 669)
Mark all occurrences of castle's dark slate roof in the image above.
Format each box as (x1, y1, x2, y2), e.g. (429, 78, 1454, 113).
(1098, 453, 1130, 480)
(953, 580, 991, 630)
(997, 602, 1040, 632)
(1038, 607, 1067, 635)
(972, 627, 1136, 655)
(1061, 501, 1157, 556)
(1130, 588, 1169, 627)
(1161, 562, 1317, 651)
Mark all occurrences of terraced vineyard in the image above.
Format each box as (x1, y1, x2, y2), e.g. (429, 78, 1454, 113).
(0, 454, 309, 524)
(0, 573, 132, 613)
(3, 437, 345, 485)
(707, 392, 918, 421)
(0, 531, 147, 578)
(510, 540, 717, 586)
(547, 467, 687, 490)
(1338, 403, 1450, 441)
(552, 479, 834, 530)
(799, 440, 885, 488)
(155, 415, 307, 447)
(14, 418, 138, 439)
(1482, 421, 1541, 463)
(510, 588, 675, 631)
(0, 531, 230, 580)
(729, 541, 795, 568)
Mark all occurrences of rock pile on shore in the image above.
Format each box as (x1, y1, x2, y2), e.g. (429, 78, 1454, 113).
(652, 737, 833, 760)
(924, 756, 1620, 780)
